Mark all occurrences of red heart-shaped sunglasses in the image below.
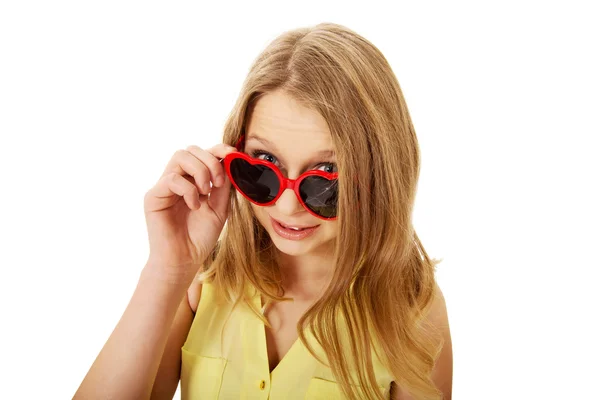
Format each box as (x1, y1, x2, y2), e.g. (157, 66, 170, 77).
(220, 135, 338, 220)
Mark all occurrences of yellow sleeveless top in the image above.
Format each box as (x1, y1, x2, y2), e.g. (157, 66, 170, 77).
(181, 281, 394, 399)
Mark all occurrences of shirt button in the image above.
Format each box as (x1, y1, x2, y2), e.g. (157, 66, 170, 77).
(259, 379, 266, 390)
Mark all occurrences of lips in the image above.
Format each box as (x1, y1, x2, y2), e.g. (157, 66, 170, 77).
(272, 217, 318, 230)
(270, 216, 320, 241)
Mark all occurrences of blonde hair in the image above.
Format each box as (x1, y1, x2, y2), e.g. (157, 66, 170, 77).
(199, 22, 443, 399)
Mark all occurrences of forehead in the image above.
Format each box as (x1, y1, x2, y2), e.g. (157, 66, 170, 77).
(246, 90, 333, 153)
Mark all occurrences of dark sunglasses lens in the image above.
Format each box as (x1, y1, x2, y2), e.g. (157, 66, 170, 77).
(230, 158, 280, 203)
(299, 176, 338, 218)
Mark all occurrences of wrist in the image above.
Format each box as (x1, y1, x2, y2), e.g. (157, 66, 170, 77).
(141, 259, 200, 287)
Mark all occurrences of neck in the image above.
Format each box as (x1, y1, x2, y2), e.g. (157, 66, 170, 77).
(276, 249, 334, 302)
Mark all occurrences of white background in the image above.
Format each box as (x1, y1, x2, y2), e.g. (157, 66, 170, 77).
(1, 1, 598, 399)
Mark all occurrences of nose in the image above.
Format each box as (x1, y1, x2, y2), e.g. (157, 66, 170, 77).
(274, 186, 304, 217)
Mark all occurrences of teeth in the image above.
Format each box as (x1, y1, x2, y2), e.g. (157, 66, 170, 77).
(280, 222, 305, 230)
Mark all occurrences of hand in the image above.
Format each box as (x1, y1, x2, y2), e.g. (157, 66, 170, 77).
(143, 143, 237, 279)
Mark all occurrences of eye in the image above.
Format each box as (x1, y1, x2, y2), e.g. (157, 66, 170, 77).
(316, 163, 337, 173)
(250, 149, 279, 165)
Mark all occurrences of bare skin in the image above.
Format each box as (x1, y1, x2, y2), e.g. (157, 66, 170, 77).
(242, 89, 452, 397)
(242, 89, 338, 372)
(74, 139, 237, 399)
(75, 88, 452, 399)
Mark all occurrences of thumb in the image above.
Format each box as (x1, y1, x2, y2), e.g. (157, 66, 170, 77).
(207, 173, 232, 222)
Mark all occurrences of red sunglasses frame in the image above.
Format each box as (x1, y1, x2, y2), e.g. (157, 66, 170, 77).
(221, 135, 338, 220)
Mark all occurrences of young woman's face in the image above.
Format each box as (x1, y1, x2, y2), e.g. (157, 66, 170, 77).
(244, 89, 338, 257)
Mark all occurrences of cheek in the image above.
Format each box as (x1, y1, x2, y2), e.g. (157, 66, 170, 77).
(250, 204, 269, 225)
(321, 221, 338, 238)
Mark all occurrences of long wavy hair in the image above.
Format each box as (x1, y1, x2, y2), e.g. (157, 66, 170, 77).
(198, 22, 443, 400)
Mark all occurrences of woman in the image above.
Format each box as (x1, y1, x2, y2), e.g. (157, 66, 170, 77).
(75, 22, 452, 399)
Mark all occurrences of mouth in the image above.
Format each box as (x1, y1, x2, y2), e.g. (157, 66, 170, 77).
(270, 216, 320, 240)
(272, 217, 319, 230)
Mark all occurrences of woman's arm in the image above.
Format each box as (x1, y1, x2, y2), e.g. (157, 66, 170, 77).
(73, 262, 197, 400)
(391, 283, 453, 399)
(427, 283, 453, 398)
(149, 279, 202, 399)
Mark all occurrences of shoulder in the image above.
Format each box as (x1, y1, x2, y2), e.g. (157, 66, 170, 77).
(425, 283, 453, 398)
(391, 283, 453, 399)
(427, 283, 450, 332)
(186, 276, 204, 314)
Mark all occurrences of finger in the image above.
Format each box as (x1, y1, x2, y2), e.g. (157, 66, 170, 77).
(149, 172, 202, 211)
(186, 143, 238, 188)
(162, 149, 212, 195)
(206, 142, 239, 160)
(185, 145, 225, 189)
(207, 169, 232, 220)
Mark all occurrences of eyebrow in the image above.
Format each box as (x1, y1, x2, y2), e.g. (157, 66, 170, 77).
(246, 134, 336, 159)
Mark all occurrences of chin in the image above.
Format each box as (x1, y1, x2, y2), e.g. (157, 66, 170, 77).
(269, 233, 320, 256)
(266, 223, 337, 258)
